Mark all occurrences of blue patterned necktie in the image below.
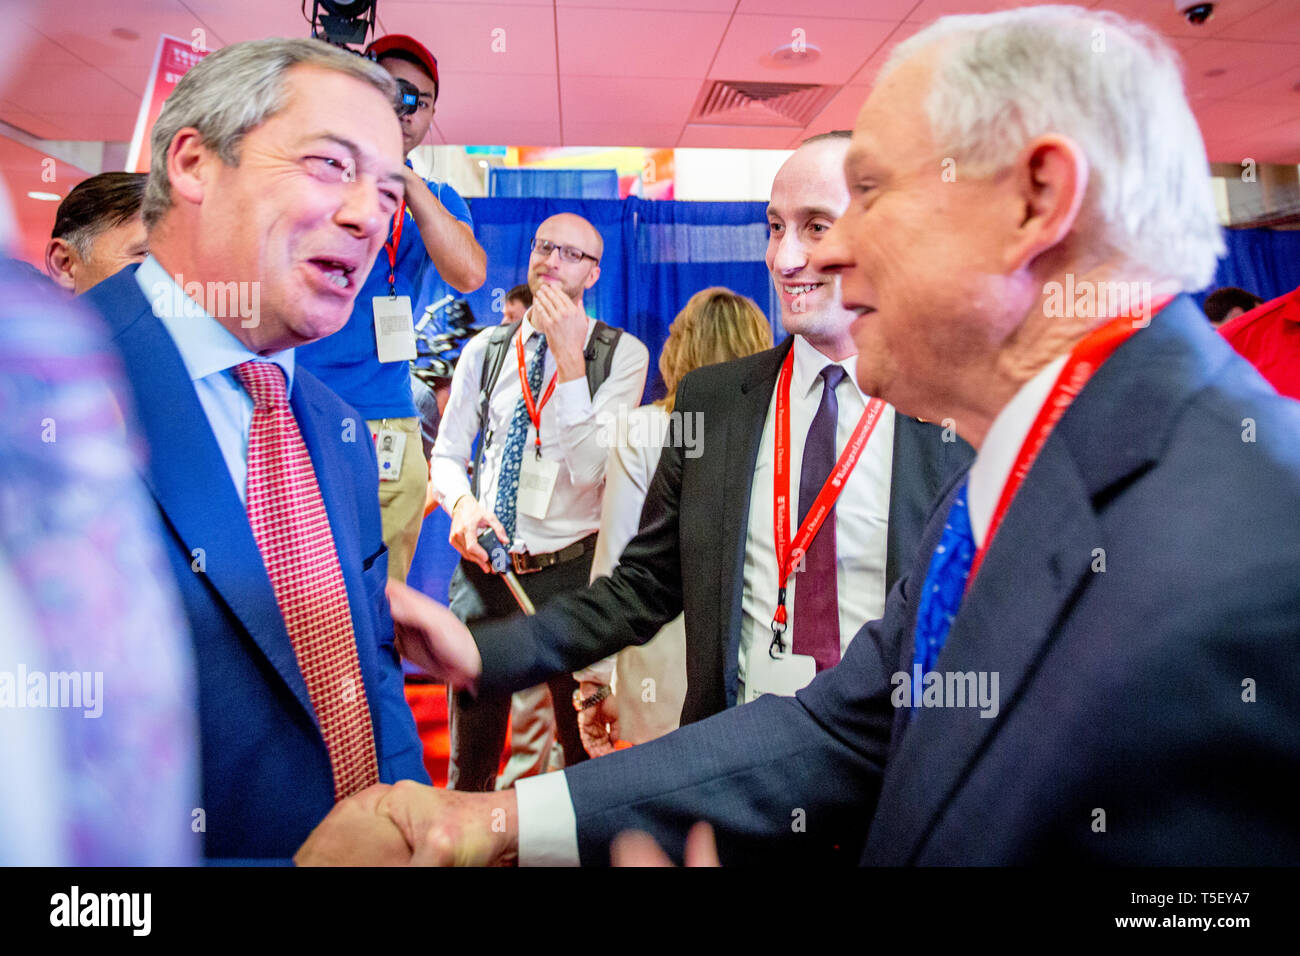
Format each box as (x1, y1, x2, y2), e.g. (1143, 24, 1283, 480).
(909, 479, 976, 715)
(493, 332, 547, 542)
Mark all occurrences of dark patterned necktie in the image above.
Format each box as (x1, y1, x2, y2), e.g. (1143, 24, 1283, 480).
(792, 364, 846, 672)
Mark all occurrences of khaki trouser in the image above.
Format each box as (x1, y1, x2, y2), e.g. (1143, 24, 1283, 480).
(368, 416, 426, 582)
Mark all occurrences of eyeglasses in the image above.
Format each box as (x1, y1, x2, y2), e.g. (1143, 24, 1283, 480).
(530, 237, 598, 264)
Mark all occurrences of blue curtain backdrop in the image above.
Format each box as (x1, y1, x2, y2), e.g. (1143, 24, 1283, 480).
(410, 209, 1300, 604)
(488, 167, 620, 199)
(1194, 228, 1300, 307)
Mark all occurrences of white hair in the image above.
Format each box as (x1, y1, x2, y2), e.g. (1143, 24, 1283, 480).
(881, 5, 1224, 290)
(142, 38, 397, 229)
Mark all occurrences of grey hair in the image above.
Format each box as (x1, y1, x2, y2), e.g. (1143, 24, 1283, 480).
(141, 37, 397, 229)
(880, 5, 1224, 290)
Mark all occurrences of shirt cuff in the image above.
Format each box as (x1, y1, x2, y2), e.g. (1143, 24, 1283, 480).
(515, 771, 581, 866)
(430, 456, 473, 513)
(552, 376, 595, 427)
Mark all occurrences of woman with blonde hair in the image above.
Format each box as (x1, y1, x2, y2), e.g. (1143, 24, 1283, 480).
(575, 287, 772, 756)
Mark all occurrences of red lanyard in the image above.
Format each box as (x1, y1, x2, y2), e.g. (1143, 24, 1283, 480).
(771, 347, 887, 645)
(966, 298, 1171, 587)
(515, 327, 557, 456)
(383, 198, 407, 293)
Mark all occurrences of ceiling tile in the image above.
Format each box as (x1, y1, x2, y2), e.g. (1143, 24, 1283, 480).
(678, 123, 802, 148)
(1182, 38, 1300, 98)
(556, 0, 735, 9)
(179, 0, 320, 44)
(430, 72, 558, 130)
(709, 14, 896, 86)
(1098, 0, 1283, 41)
(561, 75, 700, 125)
(737, 0, 914, 17)
(32, 2, 221, 68)
(847, 20, 924, 85)
(800, 84, 869, 138)
(558, 8, 731, 78)
(377, 2, 558, 77)
(438, 119, 562, 148)
(561, 122, 683, 148)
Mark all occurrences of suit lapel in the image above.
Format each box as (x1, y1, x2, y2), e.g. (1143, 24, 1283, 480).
(866, 296, 1216, 863)
(867, 439, 1099, 862)
(718, 339, 791, 707)
(103, 275, 316, 722)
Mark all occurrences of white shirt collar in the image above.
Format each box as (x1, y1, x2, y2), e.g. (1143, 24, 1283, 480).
(790, 334, 868, 404)
(966, 354, 1068, 547)
(135, 255, 294, 390)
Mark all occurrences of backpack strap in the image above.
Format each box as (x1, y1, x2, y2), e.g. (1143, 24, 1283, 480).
(469, 320, 520, 498)
(582, 320, 624, 398)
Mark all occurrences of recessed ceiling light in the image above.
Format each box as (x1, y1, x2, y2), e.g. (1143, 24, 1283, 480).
(27, 191, 60, 201)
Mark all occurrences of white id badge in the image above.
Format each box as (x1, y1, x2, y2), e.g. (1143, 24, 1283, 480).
(373, 295, 416, 363)
(375, 428, 406, 482)
(744, 649, 817, 703)
(516, 453, 559, 519)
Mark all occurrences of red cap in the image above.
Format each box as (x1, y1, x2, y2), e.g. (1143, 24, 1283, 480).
(366, 34, 439, 101)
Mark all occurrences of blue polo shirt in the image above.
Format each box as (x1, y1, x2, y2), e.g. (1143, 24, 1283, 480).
(298, 174, 473, 419)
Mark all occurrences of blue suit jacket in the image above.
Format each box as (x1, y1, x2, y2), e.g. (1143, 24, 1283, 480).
(84, 267, 429, 862)
(559, 295, 1300, 865)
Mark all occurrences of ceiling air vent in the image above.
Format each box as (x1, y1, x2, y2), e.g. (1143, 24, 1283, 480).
(689, 80, 838, 128)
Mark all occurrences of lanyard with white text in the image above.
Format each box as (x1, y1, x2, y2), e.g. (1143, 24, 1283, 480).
(383, 198, 407, 295)
(771, 347, 887, 655)
(966, 297, 1171, 587)
(515, 327, 558, 458)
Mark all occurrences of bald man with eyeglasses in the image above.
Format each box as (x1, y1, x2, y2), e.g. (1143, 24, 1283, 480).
(429, 213, 649, 792)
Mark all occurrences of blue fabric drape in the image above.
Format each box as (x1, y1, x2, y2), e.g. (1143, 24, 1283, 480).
(1195, 228, 1300, 307)
(488, 168, 619, 199)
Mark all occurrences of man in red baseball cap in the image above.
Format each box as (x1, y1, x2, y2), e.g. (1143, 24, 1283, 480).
(298, 33, 486, 585)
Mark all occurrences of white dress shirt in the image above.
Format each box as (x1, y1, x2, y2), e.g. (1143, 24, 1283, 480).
(738, 334, 894, 695)
(430, 311, 649, 553)
(515, 350, 1065, 866)
(135, 256, 295, 503)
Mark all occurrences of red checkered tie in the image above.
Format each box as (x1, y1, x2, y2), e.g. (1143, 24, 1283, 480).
(234, 360, 379, 800)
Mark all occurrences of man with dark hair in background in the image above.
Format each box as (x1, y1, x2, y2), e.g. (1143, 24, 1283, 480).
(503, 284, 532, 324)
(1203, 286, 1263, 327)
(298, 33, 486, 584)
(44, 171, 148, 294)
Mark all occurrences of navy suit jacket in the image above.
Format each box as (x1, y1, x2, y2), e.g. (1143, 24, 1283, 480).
(84, 267, 428, 862)
(557, 295, 1300, 865)
(473, 336, 974, 723)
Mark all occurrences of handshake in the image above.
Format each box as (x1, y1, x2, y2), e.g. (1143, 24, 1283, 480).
(294, 781, 721, 867)
(294, 782, 519, 866)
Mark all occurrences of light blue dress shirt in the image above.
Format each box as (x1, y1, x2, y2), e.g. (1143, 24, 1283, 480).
(135, 256, 295, 504)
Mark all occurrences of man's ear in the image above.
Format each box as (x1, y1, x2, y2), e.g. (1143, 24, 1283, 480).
(583, 263, 600, 291)
(1004, 134, 1089, 273)
(44, 238, 78, 292)
(165, 127, 213, 208)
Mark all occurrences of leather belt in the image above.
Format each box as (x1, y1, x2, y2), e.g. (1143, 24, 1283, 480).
(510, 533, 598, 575)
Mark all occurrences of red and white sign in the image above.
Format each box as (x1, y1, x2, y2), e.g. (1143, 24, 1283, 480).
(125, 35, 209, 173)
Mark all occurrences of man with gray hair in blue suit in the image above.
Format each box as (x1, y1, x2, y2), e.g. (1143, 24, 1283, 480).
(83, 37, 430, 862)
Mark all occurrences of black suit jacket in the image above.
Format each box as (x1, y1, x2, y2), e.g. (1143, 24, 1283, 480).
(473, 337, 973, 723)
(557, 295, 1300, 865)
